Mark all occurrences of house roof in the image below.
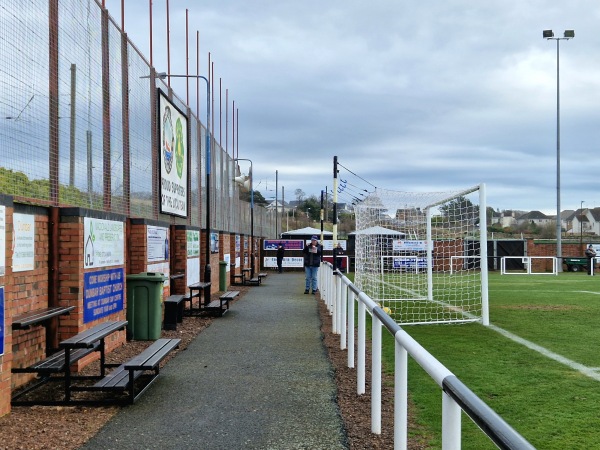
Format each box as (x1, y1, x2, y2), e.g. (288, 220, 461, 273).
(517, 210, 549, 220)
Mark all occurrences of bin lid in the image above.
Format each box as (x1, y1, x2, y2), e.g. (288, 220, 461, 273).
(126, 272, 167, 281)
(219, 261, 228, 265)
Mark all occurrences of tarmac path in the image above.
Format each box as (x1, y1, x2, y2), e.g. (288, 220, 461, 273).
(81, 272, 348, 450)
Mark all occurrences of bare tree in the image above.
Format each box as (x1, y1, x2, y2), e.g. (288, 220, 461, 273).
(294, 188, 305, 202)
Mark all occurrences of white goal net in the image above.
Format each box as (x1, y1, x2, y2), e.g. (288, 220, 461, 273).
(354, 184, 489, 325)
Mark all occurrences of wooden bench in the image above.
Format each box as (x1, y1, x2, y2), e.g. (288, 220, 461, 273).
(11, 320, 127, 406)
(202, 290, 239, 317)
(247, 277, 261, 286)
(12, 306, 75, 330)
(12, 343, 100, 375)
(90, 338, 180, 404)
(163, 294, 185, 330)
(258, 272, 268, 280)
(185, 282, 211, 315)
(232, 273, 246, 286)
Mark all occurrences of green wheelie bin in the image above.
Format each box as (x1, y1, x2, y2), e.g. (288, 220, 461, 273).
(126, 272, 166, 340)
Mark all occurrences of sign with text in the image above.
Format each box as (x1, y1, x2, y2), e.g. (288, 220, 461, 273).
(392, 240, 430, 252)
(263, 239, 304, 251)
(159, 89, 188, 217)
(0, 286, 4, 355)
(83, 268, 124, 323)
(0, 206, 5, 276)
(187, 230, 200, 257)
(84, 218, 124, 269)
(263, 256, 304, 268)
(13, 213, 35, 272)
(210, 232, 219, 254)
(147, 226, 169, 262)
(393, 257, 427, 270)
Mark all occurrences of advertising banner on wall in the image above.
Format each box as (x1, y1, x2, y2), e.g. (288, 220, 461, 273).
(13, 213, 34, 272)
(0, 206, 5, 276)
(83, 218, 125, 269)
(83, 268, 124, 323)
(392, 240, 430, 252)
(0, 286, 4, 355)
(158, 90, 188, 218)
(263, 239, 304, 251)
(187, 230, 200, 257)
(147, 226, 169, 262)
(263, 256, 304, 268)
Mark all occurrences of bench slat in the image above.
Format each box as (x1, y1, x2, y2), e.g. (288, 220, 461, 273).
(92, 338, 180, 394)
(12, 344, 100, 374)
(12, 306, 75, 330)
(164, 294, 184, 304)
(60, 320, 128, 348)
(124, 338, 181, 370)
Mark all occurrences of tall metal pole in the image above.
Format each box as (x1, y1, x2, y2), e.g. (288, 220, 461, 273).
(580, 200, 584, 247)
(556, 38, 562, 270)
(275, 170, 279, 238)
(544, 29, 574, 272)
(333, 156, 338, 248)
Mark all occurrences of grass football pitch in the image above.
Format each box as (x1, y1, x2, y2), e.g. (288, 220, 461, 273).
(367, 271, 600, 449)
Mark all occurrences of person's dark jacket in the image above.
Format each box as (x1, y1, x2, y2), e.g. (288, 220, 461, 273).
(276, 246, 285, 261)
(303, 243, 322, 267)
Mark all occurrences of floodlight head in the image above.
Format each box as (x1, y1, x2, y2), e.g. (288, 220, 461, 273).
(234, 175, 251, 190)
(156, 72, 168, 79)
(564, 30, 575, 38)
(543, 30, 554, 38)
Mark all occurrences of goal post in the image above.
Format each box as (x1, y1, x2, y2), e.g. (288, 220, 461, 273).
(354, 183, 489, 326)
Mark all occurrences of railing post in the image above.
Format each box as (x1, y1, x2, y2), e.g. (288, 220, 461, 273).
(395, 340, 408, 450)
(371, 316, 382, 434)
(340, 280, 347, 349)
(348, 290, 355, 367)
(357, 300, 366, 395)
(442, 391, 461, 450)
(332, 272, 339, 334)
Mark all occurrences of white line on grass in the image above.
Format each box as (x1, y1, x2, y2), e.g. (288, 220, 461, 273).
(488, 324, 600, 381)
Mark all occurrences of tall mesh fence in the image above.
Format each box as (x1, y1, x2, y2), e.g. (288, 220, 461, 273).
(0, 1, 274, 238)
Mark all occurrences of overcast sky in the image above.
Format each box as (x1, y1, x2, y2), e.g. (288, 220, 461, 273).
(111, 0, 600, 214)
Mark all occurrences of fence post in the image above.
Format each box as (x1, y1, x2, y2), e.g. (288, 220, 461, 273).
(371, 316, 382, 434)
(395, 340, 408, 450)
(357, 300, 366, 395)
(347, 289, 355, 368)
(442, 391, 461, 449)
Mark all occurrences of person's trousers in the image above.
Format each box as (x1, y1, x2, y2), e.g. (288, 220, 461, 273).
(305, 266, 319, 291)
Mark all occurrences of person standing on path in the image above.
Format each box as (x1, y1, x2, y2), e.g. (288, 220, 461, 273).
(585, 244, 597, 275)
(276, 244, 285, 273)
(303, 235, 322, 294)
(333, 242, 345, 272)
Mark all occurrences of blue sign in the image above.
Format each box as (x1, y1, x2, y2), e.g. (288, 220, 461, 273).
(0, 287, 4, 356)
(393, 257, 427, 270)
(84, 268, 124, 323)
(263, 239, 304, 251)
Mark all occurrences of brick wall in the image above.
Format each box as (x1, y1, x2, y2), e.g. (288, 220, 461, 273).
(0, 199, 13, 416)
(10, 209, 51, 389)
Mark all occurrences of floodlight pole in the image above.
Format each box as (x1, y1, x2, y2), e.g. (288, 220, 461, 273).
(543, 29, 574, 272)
(154, 71, 212, 292)
(580, 200, 584, 247)
(235, 158, 254, 278)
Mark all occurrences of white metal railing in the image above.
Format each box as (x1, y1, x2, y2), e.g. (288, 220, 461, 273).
(318, 262, 535, 450)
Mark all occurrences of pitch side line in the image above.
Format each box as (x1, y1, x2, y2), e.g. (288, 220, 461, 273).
(488, 324, 600, 381)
